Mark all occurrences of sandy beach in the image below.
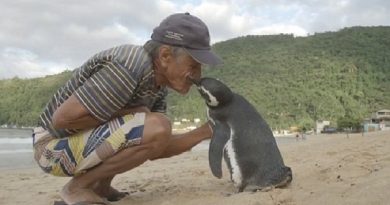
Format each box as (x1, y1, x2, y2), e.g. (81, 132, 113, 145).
(1, 130, 389, 205)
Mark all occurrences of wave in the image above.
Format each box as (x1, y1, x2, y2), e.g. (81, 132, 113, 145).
(0, 138, 32, 144)
(0, 149, 33, 154)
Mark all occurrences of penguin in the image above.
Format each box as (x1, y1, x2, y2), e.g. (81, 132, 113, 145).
(189, 77, 292, 192)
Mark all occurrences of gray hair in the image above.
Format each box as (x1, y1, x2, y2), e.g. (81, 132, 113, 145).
(144, 40, 187, 60)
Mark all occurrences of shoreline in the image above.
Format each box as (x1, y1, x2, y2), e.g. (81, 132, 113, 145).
(0, 127, 34, 131)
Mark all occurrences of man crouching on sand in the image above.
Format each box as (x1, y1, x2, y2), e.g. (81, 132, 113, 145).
(33, 12, 222, 205)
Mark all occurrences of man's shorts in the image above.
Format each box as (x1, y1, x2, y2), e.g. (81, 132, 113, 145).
(33, 113, 145, 177)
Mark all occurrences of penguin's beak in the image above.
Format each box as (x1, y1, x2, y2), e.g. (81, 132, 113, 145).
(187, 76, 200, 86)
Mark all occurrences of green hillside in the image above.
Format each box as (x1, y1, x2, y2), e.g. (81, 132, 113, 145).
(0, 71, 72, 126)
(1, 26, 389, 129)
(166, 26, 390, 129)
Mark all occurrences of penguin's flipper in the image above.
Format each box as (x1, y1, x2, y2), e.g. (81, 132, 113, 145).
(209, 121, 230, 178)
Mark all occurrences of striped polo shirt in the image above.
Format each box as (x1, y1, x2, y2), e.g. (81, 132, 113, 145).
(38, 44, 167, 138)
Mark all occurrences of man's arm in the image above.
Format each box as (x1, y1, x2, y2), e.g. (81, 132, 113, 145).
(153, 122, 213, 159)
(52, 94, 100, 130)
(52, 94, 150, 130)
(112, 106, 151, 118)
(52, 59, 143, 130)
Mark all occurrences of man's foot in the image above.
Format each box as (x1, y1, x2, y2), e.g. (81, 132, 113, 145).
(93, 184, 129, 202)
(53, 200, 108, 205)
(105, 187, 129, 202)
(60, 180, 106, 205)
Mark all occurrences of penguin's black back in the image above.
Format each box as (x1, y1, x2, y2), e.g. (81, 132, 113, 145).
(209, 93, 286, 180)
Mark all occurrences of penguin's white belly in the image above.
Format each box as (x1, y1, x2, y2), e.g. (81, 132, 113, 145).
(225, 130, 242, 187)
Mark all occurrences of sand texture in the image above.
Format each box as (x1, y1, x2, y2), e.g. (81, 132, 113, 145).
(1, 130, 389, 205)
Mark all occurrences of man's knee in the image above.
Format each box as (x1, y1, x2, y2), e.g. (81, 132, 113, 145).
(142, 112, 171, 149)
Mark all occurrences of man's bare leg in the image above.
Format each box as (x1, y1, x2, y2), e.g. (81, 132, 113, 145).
(60, 113, 171, 204)
(60, 113, 213, 204)
(94, 122, 213, 201)
(92, 176, 128, 201)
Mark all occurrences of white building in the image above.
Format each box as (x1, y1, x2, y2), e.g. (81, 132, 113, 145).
(316, 120, 330, 134)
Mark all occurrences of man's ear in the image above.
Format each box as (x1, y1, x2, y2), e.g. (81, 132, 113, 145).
(159, 45, 173, 67)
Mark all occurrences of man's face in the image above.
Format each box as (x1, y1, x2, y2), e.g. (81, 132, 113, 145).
(164, 50, 202, 94)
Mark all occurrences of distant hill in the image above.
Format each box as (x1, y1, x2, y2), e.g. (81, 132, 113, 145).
(166, 26, 390, 129)
(0, 71, 72, 126)
(1, 26, 389, 129)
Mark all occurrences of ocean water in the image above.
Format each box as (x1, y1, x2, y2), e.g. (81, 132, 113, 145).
(0, 128, 35, 169)
(0, 128, 298, 169)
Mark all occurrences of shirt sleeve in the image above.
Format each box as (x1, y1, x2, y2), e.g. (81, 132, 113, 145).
(74, 60, 138, 122)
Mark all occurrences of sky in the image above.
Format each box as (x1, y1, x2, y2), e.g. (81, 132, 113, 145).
(1, 0, 389, 79)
